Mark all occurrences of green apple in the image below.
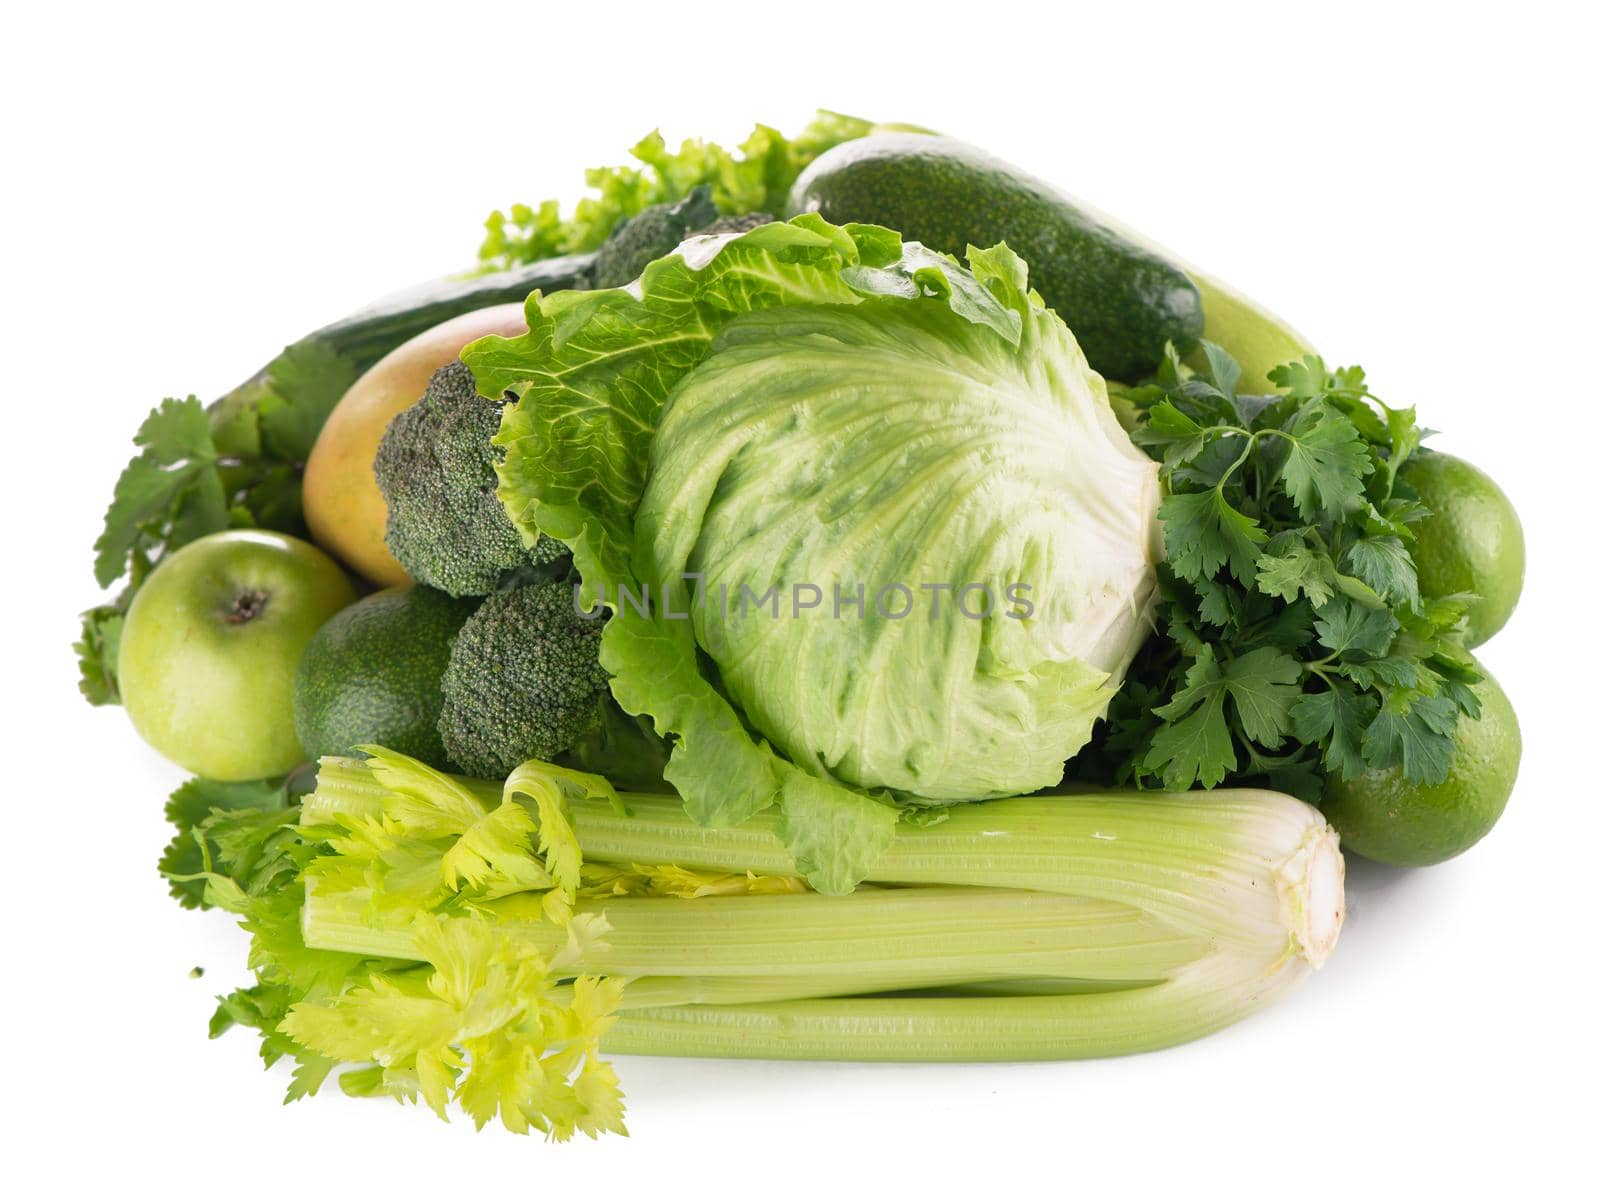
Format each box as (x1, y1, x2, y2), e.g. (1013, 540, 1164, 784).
(119, 530, 358, 780)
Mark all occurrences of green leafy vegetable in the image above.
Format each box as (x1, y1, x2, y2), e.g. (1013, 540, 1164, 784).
(74, 594, 128, 704)
(1071, 345, 1483, 796)
(158, 775, 296, 908)
(178, 750, 629, 1137)
(281, 916, 627, 1139)
(93, 396, 225, 588)
(476, 111, 876, 271)
(469, 218, 1161, 891)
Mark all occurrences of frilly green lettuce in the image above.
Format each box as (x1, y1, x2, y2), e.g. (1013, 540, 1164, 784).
(476, 111, 877, 271)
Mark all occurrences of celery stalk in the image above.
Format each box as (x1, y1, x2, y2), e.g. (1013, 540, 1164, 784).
(301, 882, 1210, 1002)
(603, 951, 1310, 1061)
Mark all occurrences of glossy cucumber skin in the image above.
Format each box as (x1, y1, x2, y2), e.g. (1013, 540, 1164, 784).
(311, 251, 596, 373)
(209, 252, 596, 448)
(787, 135, 1202, 381)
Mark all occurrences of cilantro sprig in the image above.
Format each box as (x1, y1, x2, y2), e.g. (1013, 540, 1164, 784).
(1072, 344, 1483, 799)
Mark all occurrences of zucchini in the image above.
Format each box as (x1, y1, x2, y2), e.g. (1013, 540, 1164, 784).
(787, 134, 1203, 380)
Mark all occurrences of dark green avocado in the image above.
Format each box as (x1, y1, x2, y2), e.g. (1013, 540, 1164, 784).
(787, 134, 1203, 380)
(293, 585, 479, 768)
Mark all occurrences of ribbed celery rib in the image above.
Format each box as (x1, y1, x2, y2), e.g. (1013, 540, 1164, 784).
(560, 790, 1323, 949)
(309, 762, 1332, 952)
(302, 883, 1210, 996)
(603, 952, 1307, 1062)
(304, 756, 1344, 1060)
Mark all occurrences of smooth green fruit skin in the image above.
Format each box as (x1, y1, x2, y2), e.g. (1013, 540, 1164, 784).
(1322, 669, 1520, 866)
(786, 134, 1203, 381)
(1402, 452, 1525, 647)
(1185, 271, 1316, 395)
(119, 531, 358, 781)
(293, 585, 478, 769)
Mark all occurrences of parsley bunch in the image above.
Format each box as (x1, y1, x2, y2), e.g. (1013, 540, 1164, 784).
(1071, 344, 1483, 799)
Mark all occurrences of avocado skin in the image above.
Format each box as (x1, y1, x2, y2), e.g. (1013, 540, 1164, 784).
(787, 135, 1202, 380)
(293, 585, 480, 769)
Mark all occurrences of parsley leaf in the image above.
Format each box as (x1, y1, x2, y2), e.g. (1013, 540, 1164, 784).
(1277, 399, 1373, 517)
(1314, 599, 1399, 656)
(1161, 487, 1265, 583)
(1362, 692, 1459, 785)
(256, 341, 359, 460)
(74, 595, 129, 705)
(1291, 686, 1375, 780)
(1256, 533, 1338, 607)
(92, 397, 218, 586)
(1144, 647, 1236, 789)
(158, 775, 296, 908)
(1222, 648, 1302, 749)
(1343, 534, 1420, 610)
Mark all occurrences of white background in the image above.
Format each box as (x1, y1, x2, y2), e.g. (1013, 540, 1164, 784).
(5, 1, 1595, 1186)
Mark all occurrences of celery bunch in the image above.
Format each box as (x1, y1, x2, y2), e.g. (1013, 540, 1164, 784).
(182, 749, 1344, 1140)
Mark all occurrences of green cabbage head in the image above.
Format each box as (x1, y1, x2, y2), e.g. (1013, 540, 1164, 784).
(468, 217, 1161, 890)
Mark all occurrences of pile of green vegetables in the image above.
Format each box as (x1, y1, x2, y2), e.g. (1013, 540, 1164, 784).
(85, 112, 1524, 1141)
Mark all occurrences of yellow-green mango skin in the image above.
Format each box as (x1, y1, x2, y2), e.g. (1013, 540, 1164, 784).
(1186, 270, 1317, 394)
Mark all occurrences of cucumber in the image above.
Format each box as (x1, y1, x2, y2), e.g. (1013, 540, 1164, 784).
(787, 134, 1203, 380)
(311, 251, 596, 373)
(209, 251, 595, 450)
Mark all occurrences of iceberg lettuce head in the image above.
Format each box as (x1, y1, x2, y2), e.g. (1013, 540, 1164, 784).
(468, 217, 1160, 890)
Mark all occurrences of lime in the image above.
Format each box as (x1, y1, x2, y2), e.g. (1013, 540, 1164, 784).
(1401, 452, 1524, 647)
(293, 585, 479, 768)
(1321, 667, 1520, 866)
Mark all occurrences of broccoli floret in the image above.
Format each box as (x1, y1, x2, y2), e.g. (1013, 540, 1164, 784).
(697, 211, 776, 237)
(588, 186, 722, 289)
(373, 362, 569, 596)
(438, 581, 609, 778)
